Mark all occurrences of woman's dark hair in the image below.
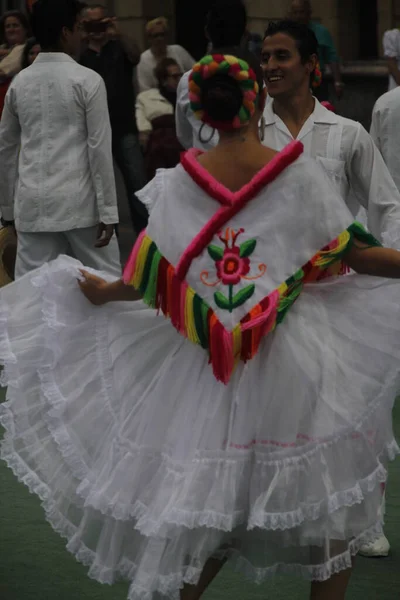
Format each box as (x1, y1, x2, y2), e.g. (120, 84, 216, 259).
(0, 10, 30, 47)
(200, 47, 264, 126)
(21, 37, 39, 70)
(205, 0, 247, 48)
(263, 19, 319, 63)
(31, 0, 86, 49)
(154, 58, 179, 86)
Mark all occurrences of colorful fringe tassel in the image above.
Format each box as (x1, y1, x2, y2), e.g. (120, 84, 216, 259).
(123, 222, 380, 384)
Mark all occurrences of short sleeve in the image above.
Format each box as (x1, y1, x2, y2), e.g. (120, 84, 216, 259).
(383, 30, 400, 58)
(136, 169, 165, 214)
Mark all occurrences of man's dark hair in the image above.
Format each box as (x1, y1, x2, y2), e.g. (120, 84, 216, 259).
(0, 10, 30, 46)
(205, 0, 247, 47)
(154, 57, 179, 86)
(21, 36, 38, 70)
(31, 0, 86, 49)
(263, 20, 318, 63)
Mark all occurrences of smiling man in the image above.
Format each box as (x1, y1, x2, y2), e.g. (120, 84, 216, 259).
(261, 20, 400, 252)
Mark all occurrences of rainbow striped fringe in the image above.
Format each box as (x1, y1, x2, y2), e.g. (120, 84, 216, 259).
(123, 222, 380, 384)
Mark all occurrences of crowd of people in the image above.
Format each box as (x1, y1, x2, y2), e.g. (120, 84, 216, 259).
(0, 3, 196, 239)
(1, 0, 400, 599)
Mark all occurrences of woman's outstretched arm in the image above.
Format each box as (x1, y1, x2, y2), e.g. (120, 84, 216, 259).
(345, 241, 400, 278)
(78, 271, 141, 305)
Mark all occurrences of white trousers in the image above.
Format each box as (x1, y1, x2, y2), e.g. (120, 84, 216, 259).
(15, 227, 122, 279)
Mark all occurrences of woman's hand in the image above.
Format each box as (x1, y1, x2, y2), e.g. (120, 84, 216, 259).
(78, 270, 110, 305)
(78, 272, 142, 304)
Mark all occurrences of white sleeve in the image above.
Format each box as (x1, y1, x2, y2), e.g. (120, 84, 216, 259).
(176, 73, 194, 150)
(135, 93, 152, 132)
(348, 124, 400, 247)
(178, 46, 195, 72)
(383, 30, 400, 58)
(137, 54, 155, 92)
(136, 169, 165, 214)
(369, 101, 382, 152)
(86, 78, 119, 225)
(0, 84, 20, 221)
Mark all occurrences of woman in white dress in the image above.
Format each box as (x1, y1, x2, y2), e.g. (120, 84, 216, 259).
(1, 49, 400, 600)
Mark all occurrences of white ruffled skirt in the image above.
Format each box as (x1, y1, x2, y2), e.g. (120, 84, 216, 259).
(0, 255, 399, 599)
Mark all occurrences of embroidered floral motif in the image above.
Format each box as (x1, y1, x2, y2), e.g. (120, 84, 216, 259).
(200, 228, 267, 312)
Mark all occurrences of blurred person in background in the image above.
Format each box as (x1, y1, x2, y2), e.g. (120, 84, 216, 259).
(176, 0, 247, 151)
(0, 0, 121, 278)
(382, 28, 400, 91)
(20, 37, 40, 69)
(0, 10, 30, 77)
(137, 17, 194, 92)
(136, 57, 183, 180)
(288, 0, 343, 101)
(80, 4, 148, 235)
(0, 10, 30, 116)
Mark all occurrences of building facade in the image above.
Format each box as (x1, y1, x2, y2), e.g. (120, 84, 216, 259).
(0, 0, 398, 63)
(101, 0, 399, 62)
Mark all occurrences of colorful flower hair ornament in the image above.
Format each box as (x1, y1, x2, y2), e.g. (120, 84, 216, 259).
(312, 60, 322, 89)
(189, 54, 260, 130)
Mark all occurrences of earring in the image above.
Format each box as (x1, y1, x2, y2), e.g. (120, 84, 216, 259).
(199, 122, 215, 145)
(258, 115, 265, 142)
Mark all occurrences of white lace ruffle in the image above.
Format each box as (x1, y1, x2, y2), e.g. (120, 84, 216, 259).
(0, 428, 388, 600)
(0, 255, 399, 600)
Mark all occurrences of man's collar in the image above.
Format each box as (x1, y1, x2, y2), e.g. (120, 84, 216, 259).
(34, 52, 77, 63)
(264, 97, 339, 126)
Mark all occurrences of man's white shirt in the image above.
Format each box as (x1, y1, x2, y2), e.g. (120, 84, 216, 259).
(0, 52, 119, 232)
(262, 98, 400, 246)
(371, 87, 400, 246)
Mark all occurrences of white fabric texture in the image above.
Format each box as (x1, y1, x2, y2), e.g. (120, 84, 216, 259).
(138, 46, 194, 92)
(0, 150, 399, 599)
(143, 154, 354, 329)
(370, 88, 400, 248)
(262, 98, 400, 246)
(135, 88, 174, 132)
(383, 29, 400, 91)
(0, 53, 119, 230)
(14, 228, 121, 279)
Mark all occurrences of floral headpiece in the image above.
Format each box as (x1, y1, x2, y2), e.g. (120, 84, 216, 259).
(311, 60, 322, 89)
(189, 54, 260, 130)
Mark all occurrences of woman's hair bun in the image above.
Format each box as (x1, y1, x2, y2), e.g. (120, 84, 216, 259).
(189, 53, 261, 131)
(200, 75, 243, 124)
